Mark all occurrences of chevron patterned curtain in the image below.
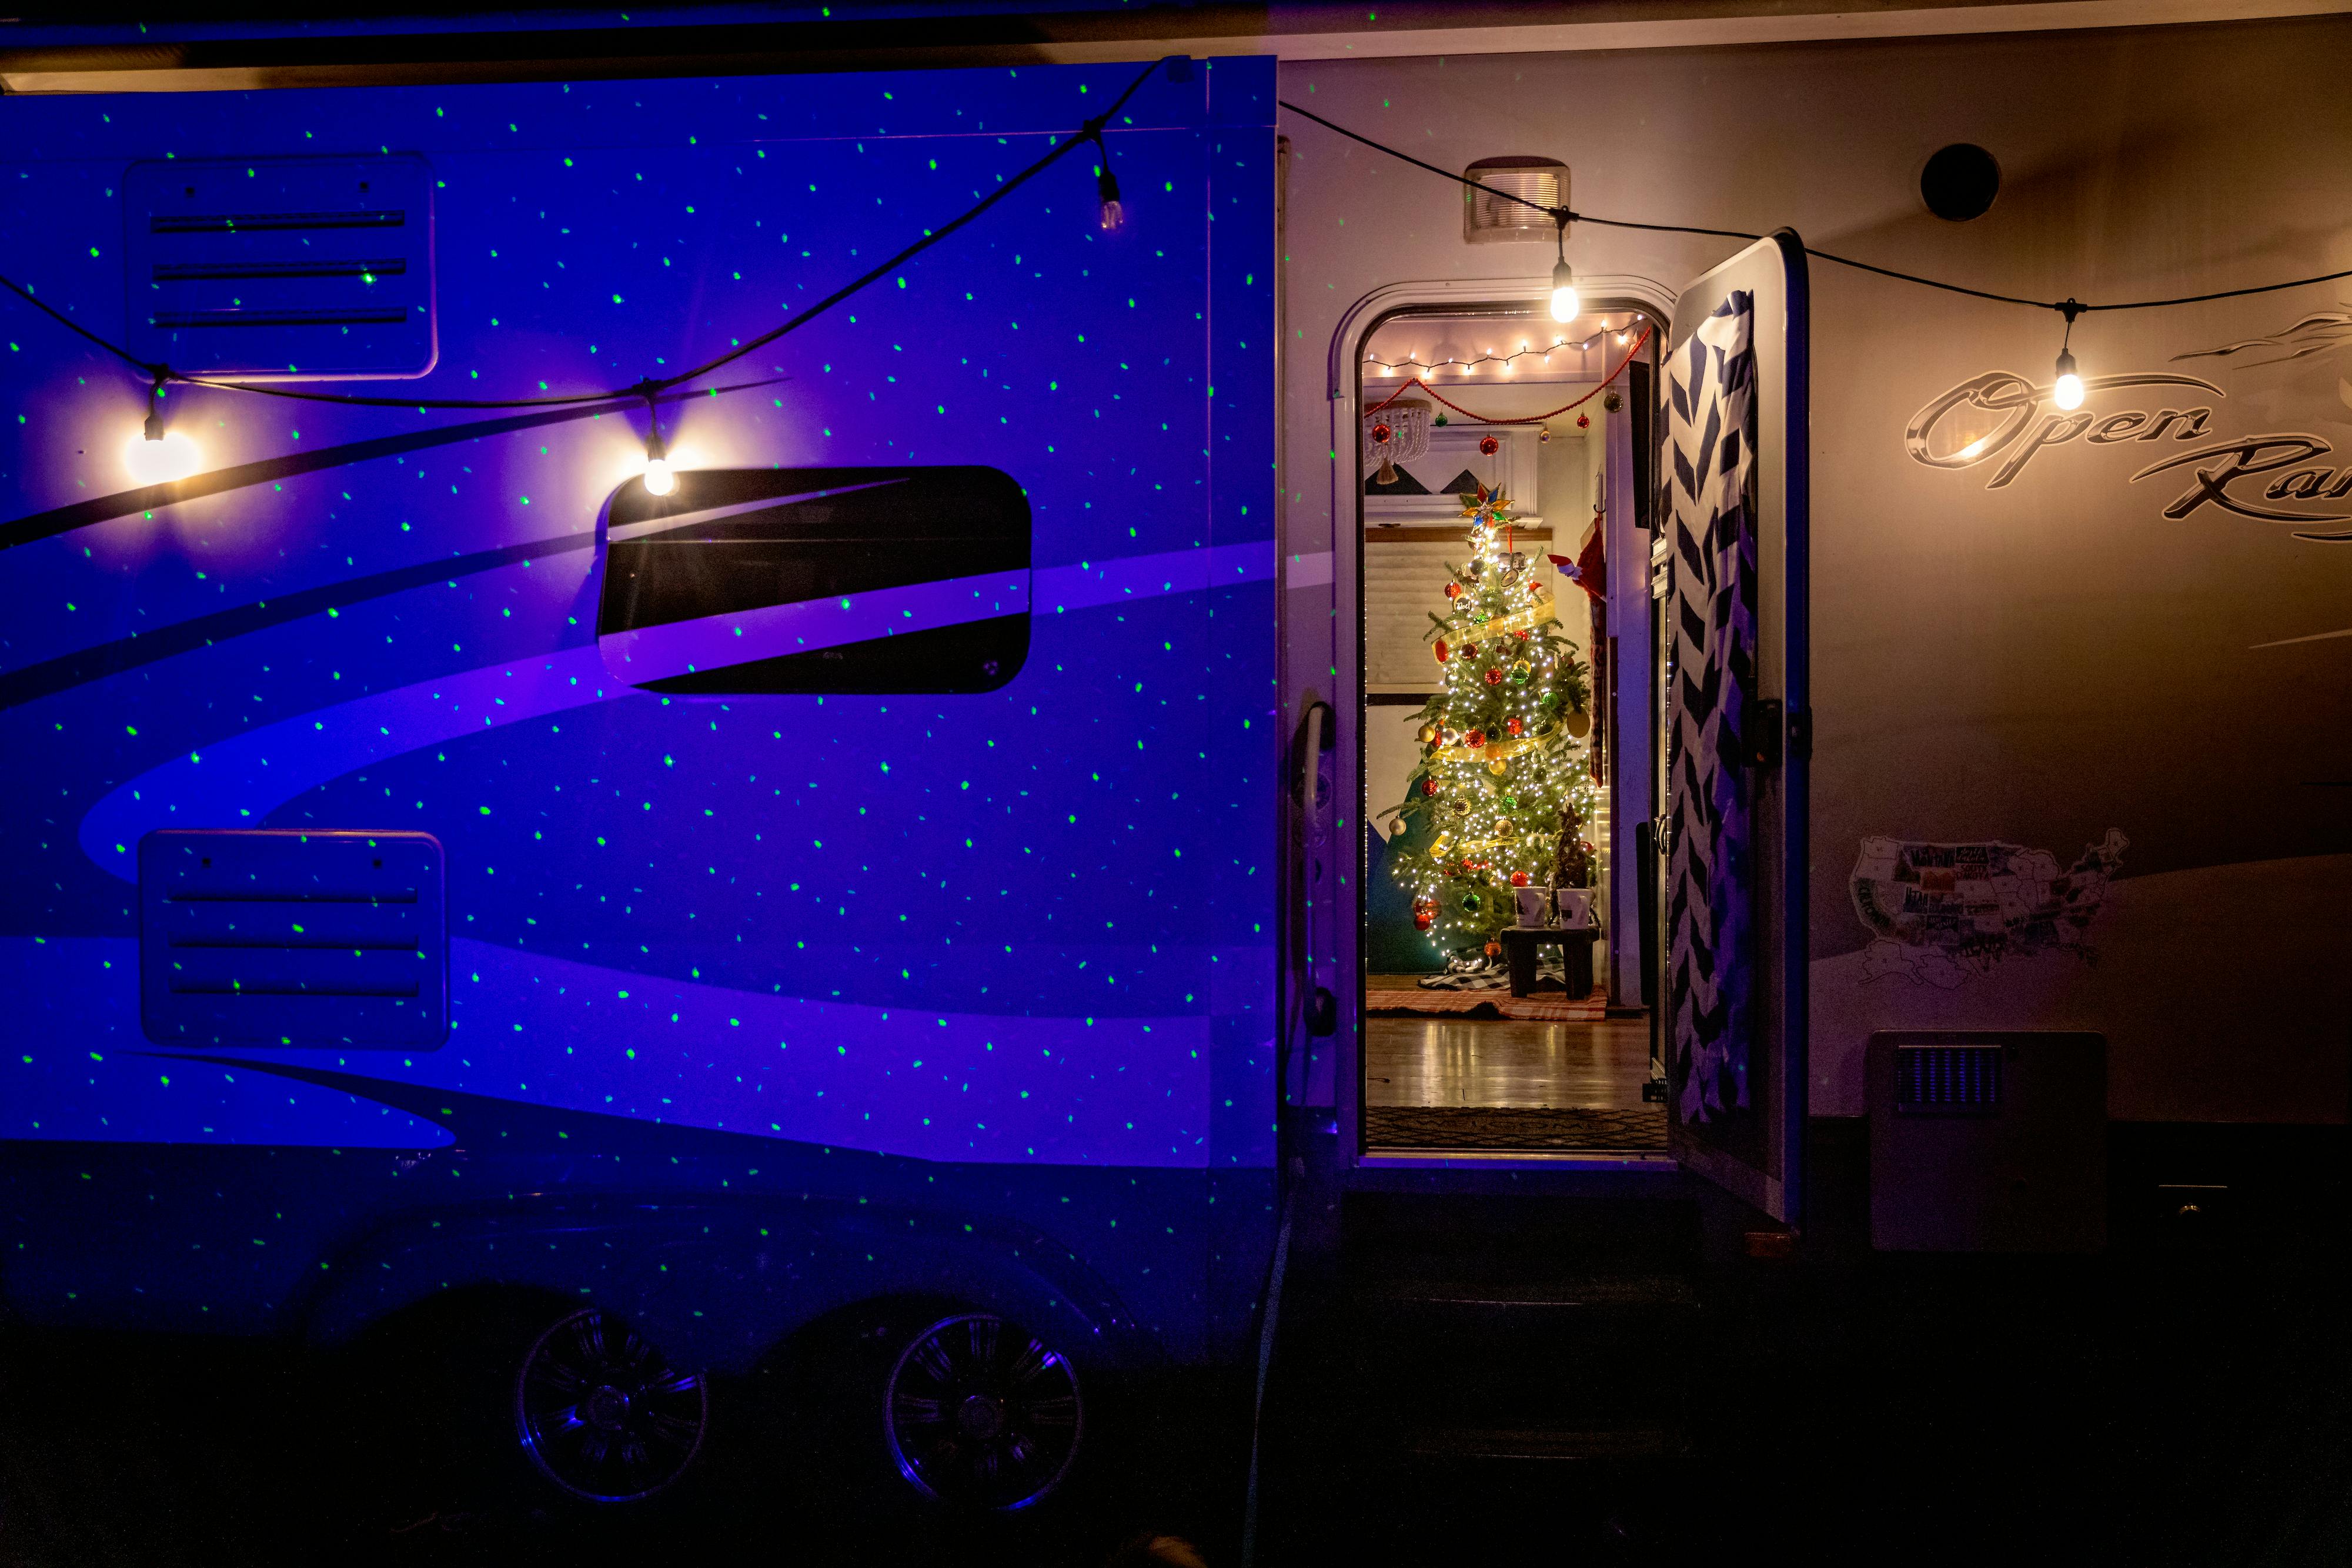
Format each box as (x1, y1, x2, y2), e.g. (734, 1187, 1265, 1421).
(1663, 292, 1759, 1137)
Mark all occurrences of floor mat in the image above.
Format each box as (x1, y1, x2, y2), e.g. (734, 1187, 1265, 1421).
(1364, 1103, 1668, 1152)
(1364, 988, 1609, 1021)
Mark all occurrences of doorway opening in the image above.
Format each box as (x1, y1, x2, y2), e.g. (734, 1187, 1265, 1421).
(1355, 301, 1665, 1156)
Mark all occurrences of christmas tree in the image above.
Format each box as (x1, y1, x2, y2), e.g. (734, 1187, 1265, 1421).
(1382, 478, 1599, 961)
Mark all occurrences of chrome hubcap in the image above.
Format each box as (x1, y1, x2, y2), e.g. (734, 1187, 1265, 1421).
(884, 1312, 1083, 1512)
(514, 1307, 708, 1503)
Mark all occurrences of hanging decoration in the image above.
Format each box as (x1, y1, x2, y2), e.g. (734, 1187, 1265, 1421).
(1362, 398, 1432, 486)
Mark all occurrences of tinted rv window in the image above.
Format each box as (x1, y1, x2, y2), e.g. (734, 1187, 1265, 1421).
(596, 466, 1031, 695)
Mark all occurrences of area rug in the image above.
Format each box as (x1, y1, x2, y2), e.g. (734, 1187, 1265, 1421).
(1364, 1104, 1669, 1152)
(1364, 988, 1610, 1022)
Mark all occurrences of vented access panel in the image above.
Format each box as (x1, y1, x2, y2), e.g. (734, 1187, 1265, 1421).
(139, 830, 448, 1047)
(123, 155, 436, 379)
(1893, 1044, 2002, 1114)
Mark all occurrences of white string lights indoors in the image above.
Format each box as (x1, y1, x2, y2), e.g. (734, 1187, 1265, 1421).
(0, 58, 1165, 499)
(1280, 98, 2352, 400)
(1364, 317, 1650, 379)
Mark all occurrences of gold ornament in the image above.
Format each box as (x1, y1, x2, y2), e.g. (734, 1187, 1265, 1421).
(1496, 818, 1518, 839)
(1418, 723, 1441, 745)
(1564, 708, 1592, 738)
(1487, 759, 1509, 775)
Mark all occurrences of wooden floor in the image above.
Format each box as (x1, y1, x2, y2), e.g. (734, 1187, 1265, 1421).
(1365, 1016, 1654, 1110)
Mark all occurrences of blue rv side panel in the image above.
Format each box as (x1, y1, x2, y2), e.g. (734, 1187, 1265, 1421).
(0, 59, 1279, 1371)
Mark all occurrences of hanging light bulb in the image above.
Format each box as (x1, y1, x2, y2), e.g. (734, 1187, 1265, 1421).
(639, 386, 675, 496)
(1548, 210, 1578, 323)
(125, 369, 198, 485)
(2052, 352, 2083, 410)
(1550, 260, 1579, 324)
(1091, 133, 1124, 232)
(2052, 298, 2086, 411)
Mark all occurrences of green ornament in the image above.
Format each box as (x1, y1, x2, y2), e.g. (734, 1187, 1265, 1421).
(1460, 891, 1483, 914)
(1501, 794, 1519, 810)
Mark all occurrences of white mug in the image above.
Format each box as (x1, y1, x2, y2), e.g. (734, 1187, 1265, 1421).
(1514, 885, 1554, 928)
(1556, 888, 1595, 930)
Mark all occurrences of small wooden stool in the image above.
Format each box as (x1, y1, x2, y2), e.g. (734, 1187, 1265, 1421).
(1500, 925, 1598, 999)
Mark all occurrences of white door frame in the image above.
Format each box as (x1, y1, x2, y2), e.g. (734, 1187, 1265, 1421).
(1319, 272, 1678, 1169)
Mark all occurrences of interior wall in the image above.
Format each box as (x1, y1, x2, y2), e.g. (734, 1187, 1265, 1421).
(1280, 16, 2352, 1122)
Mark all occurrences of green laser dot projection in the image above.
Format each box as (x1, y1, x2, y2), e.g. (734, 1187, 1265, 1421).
(0, 56, 1169, 492)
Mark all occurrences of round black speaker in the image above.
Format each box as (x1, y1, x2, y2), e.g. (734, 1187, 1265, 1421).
(1920, 143, 2001, 222)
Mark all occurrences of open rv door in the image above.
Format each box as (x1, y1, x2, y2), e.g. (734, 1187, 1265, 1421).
(1658, 231, 1810, 1225)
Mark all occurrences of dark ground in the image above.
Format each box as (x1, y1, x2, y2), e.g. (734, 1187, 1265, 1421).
(4, 1129, 2347, 1567)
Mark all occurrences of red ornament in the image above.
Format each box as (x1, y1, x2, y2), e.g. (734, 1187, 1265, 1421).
(1465, 728, 1486, 749)
(1575, 412, 1591, 429)
(1458, 642, 1478, 660)
(1510, 871, 1529, 887)
(1506, 717, 1524, 737)
(1484, 667, 1504, 687)
(1444, 581, 1462, 600)
(1414, 913, 1434, 931)
(1478, 435, 1500, 456)
(1371, 422, 1393, 445)
(1434, 638, 1450, 663)
(1462, 858, 1476, 871)
(1513, 628, 1530, 641)
(1421, 778, 1438, 797)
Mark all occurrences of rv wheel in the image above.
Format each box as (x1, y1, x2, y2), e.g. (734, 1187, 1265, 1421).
(883, 1312, 1084, 1512)
(514, 1306, 710, 1503)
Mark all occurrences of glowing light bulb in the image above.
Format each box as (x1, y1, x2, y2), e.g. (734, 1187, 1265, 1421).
(640, 392, 677, 495)
(125, 423, 199, 485)
(2052, 350, 2084, 410)
(1550, 259, 1579, 323)
(1095, 148, 1124, 232)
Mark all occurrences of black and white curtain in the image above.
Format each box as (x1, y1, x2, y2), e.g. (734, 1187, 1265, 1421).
(1663, 293, 1758, 1132)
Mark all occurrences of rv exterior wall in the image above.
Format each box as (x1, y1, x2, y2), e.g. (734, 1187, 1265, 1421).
(1282, 19, 2352, 1124)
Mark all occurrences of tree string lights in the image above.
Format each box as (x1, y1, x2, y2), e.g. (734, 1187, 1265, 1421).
(1279, 96, 2352, 395)
(1382, 474, 1601, 961)
(0, 57, 1167, 490)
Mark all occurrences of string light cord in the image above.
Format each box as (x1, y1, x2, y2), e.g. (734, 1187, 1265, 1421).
(1278, 97, 2352, 317)
(0, 58, 1166, 419)
(1365, 325, 1652, 423)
